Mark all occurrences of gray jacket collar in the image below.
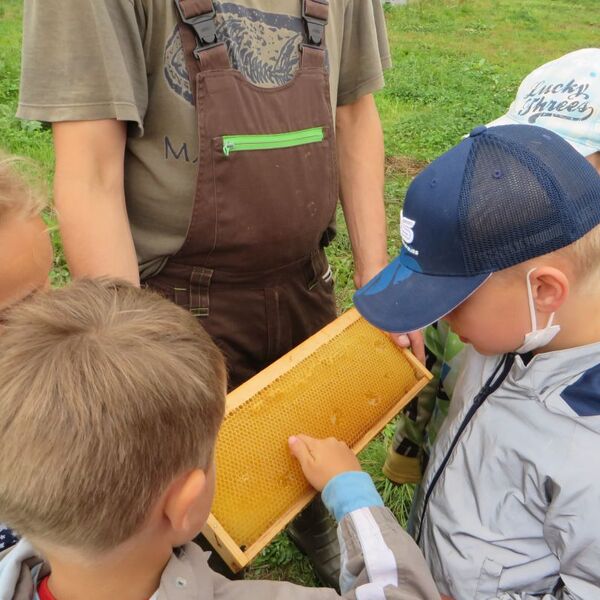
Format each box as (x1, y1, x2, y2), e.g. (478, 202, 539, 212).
(505, 341, 600, 394)
(0, 540, 214, 600)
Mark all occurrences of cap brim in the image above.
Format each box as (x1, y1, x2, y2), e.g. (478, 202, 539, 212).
(354, 255, 490, 333)
(486, 115, 599, 157)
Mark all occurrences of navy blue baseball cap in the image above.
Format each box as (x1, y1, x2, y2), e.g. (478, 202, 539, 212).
(354, 124, 600, 333)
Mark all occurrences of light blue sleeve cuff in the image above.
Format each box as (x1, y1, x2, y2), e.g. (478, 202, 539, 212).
(322, 471, 384, 522)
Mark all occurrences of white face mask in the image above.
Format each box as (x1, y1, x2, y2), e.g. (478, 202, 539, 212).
(515, 268, 561, 354)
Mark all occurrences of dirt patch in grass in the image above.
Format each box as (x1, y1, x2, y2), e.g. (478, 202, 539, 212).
(385, 155, 428, 179)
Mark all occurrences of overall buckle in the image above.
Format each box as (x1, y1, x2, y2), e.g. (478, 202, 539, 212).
(302, 0, 328, 47)
(304, 18, 325, 46)
(175, 1, 218, 56)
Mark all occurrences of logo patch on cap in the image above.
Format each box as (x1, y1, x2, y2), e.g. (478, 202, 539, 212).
(400, 211, 419, 256)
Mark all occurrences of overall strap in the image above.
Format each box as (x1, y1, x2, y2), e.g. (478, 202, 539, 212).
(174, 0, 231, 101)
(301, 0, 329, 67)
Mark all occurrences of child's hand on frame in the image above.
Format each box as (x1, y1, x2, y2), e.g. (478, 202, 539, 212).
(289, 434, 361, 491)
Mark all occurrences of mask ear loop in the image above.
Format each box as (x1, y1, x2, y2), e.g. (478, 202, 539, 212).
(525, 267, 555, 331)
(525, 268, 538, 332)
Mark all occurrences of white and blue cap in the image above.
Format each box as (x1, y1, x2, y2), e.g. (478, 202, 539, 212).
(354, 124, 600, 333)
(487, 48, 600, 156)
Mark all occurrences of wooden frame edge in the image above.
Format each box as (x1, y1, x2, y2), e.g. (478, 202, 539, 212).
(202, 514, 249, 573)
(401, 346, 434, 381)
(225, 308, 362, 414)
(243, 489, 316, 564)
(352, 374, 431, 457)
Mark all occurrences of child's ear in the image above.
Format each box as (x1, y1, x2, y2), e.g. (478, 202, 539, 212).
(163, 470, 207, 536)
(531, 267, 569, 314)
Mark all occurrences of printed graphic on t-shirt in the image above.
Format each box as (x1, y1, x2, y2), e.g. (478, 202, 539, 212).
(164, 3, 322, 104)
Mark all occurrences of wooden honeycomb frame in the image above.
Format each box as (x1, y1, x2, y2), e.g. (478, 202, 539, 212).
(203, 308, 432, 572)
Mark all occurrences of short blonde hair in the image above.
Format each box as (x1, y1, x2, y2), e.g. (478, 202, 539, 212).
(0, 154, 46, 220)
(555, 222, 600, 282)
(0, 280, 226, 552)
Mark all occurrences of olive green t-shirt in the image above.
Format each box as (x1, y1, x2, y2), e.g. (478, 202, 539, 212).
(18, 0, 391, 279)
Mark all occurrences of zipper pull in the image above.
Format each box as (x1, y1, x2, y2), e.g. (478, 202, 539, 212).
(223, 140, 234, 157)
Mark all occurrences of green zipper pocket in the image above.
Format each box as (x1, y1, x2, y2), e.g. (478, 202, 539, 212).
(222, 127, 325, 157)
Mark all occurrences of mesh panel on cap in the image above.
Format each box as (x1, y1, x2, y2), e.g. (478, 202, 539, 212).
(506, 126, 600, 224)
(458, 126, 600, 274)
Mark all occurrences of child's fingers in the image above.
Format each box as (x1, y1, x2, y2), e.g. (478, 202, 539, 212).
(294, 433, 321, 456)
(288, 435, 314, 468)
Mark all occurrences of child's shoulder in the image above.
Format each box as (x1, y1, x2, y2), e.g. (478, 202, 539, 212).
(534, 343, 600, 424)
(556, 357, 600, 419)
(0, 539, 46, 596)
(166, 543, 337, 599)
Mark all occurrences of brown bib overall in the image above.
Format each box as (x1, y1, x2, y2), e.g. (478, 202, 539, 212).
(146, 0, 338, 390)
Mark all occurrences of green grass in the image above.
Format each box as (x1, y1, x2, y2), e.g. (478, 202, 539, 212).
(1, 0, 599, 586)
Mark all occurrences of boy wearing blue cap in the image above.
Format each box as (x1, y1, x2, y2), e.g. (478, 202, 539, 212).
(355, 124, 600, 599)
(383, 48, 600, 487)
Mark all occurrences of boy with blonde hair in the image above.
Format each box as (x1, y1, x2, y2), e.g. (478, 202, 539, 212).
(355, 124, 600, 598)
(0, 280, 439, 600)
(384, 47, 600, 486)
(0, 155, 52, 318)
(0, 154, 53, 552)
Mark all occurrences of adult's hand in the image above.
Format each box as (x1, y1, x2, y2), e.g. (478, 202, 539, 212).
(53, 120, 140, 286)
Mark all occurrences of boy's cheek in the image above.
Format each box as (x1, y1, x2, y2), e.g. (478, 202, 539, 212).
(467, 331, 525, 356)
(0, 218, 53, 312)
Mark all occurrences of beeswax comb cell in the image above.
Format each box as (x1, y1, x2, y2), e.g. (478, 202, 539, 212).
(203, 308, 432, 572)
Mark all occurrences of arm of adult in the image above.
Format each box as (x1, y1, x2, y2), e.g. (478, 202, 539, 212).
(333, 2, 426, 363)
(336, 93, 388, 290)
(334, 0, 392, 290)
(18, 0, 147, 285)
(53, 120, 140, 285)
(335, 96, 426, 363)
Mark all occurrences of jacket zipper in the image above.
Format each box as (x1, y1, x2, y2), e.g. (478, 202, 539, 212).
(222, 127, 325, 157)
(415, 353, 516, 545)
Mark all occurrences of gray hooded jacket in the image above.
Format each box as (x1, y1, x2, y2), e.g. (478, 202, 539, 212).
(0, 506, 439, 600)
(413, 343, 600, 600)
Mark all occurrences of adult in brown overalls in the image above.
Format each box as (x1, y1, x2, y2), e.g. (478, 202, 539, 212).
(19, 0, 392, 587)
(148, 1, 341, 391)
